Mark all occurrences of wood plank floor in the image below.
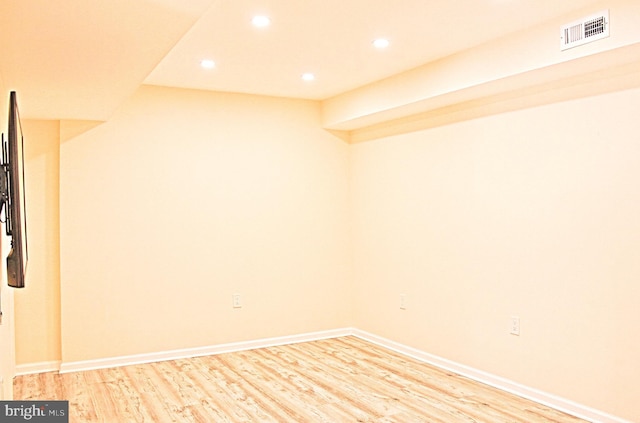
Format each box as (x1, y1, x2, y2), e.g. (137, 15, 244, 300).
(14, 336, 587, 422)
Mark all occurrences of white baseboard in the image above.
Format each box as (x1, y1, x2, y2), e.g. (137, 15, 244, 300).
(33, 327, 629, 423)
(59, 328, 351, 374)
(351, 329, 632, 423)
(15, 360, 61, 376)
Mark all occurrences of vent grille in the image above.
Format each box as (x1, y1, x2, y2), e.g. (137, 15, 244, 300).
(560, 10, 609, 50)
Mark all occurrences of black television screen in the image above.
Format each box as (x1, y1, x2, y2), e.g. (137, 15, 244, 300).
(2, 91, 28, 288)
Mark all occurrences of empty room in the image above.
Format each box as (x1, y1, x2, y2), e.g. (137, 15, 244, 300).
(0, 0, 639, 421)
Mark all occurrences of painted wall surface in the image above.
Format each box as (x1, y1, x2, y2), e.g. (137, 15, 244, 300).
(15, 119, 61, 366)
(59, 86, 353, 362)
(350, 87, 640, 421)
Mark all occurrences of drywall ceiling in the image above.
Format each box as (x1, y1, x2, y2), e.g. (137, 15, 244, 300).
(0, 0, 215, 121)
(145, 0, 604, 100)
(1, 0, 603, 121)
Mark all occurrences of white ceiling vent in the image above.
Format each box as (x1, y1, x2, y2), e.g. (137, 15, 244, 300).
(560, 10, 609, 51)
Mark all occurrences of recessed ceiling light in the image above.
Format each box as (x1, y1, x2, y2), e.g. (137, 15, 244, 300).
(252, 15, 271, 27)
(373, 38, 390, 49)
(200, 59, 216, 69)
(301, 73, 315, 81)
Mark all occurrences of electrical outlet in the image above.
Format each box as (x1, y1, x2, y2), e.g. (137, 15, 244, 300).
(232, 294, 242, 308)
(400, 294, 407, 310)
(510, 316, 520, 336)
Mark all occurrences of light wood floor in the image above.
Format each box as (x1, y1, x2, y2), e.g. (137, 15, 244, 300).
(14, 336, 587, 422)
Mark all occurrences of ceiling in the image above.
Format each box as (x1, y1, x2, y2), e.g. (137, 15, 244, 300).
(1, 0, 604, 121)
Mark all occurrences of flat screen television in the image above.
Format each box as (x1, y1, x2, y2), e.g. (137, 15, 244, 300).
(0, 91, 28, 288)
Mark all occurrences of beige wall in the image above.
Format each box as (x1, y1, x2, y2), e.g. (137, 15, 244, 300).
(15, 119, 61, 366)
(12, 80, 638, 421)
(350, 87, 640, 421)
(20, 83, 640, 421)
(59, 86, 353, 362)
